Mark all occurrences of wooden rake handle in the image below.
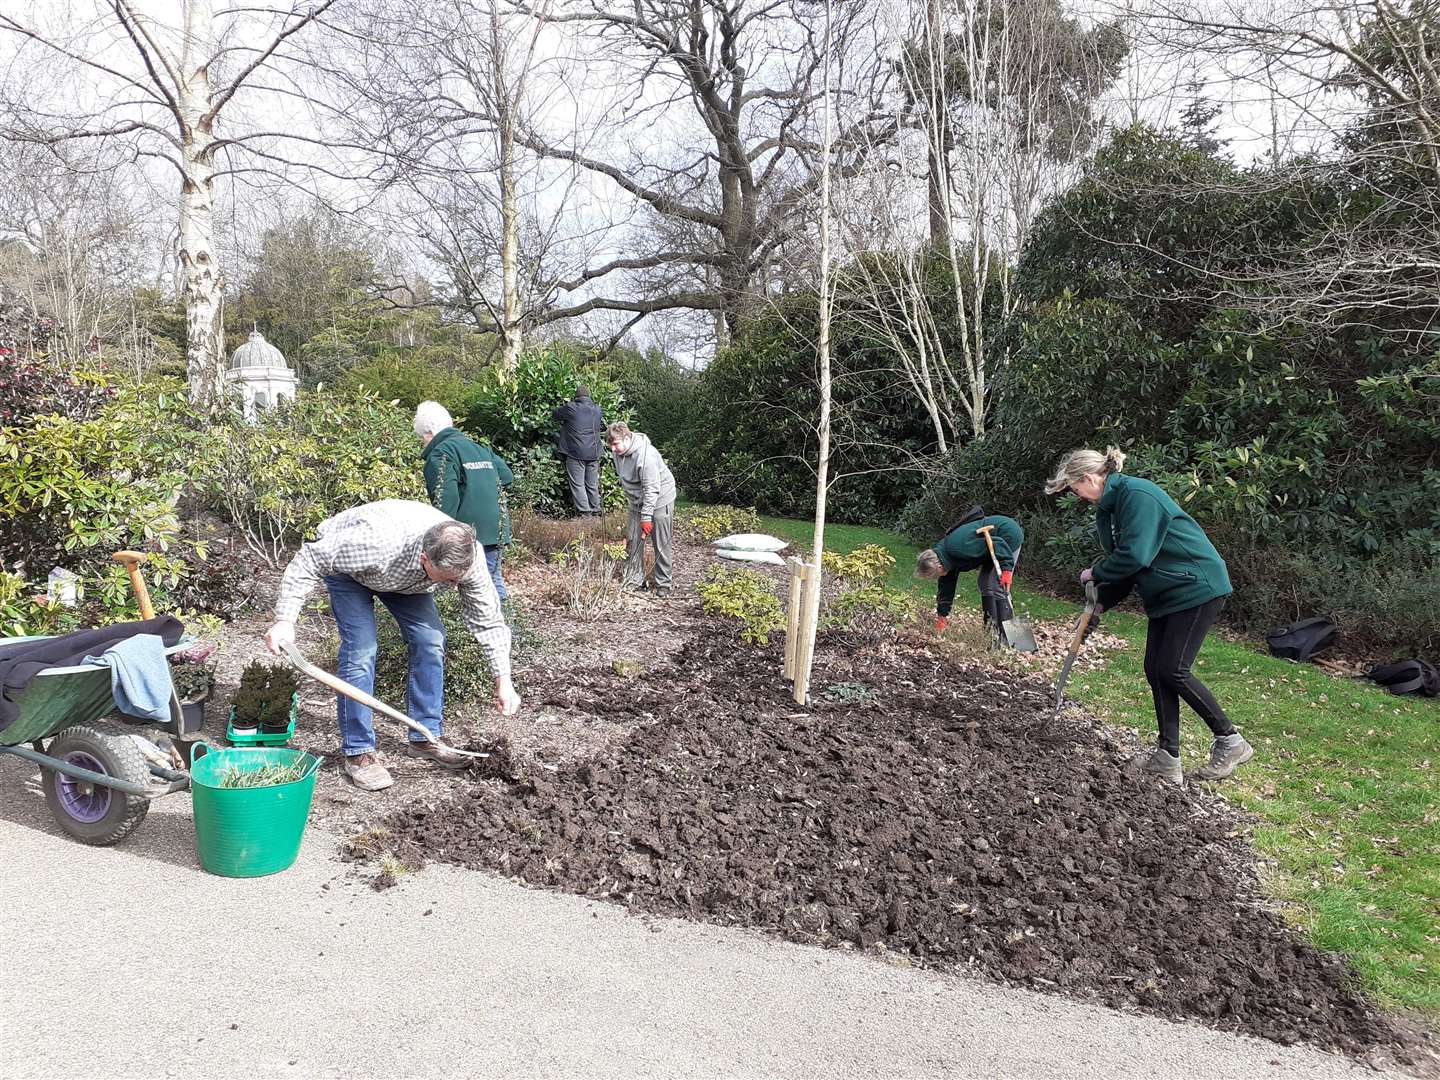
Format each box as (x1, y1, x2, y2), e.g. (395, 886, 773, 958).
(111, 550, 155, 620)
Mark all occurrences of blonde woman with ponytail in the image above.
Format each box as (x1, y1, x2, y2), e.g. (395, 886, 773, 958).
(1046, 448, 1252, 784)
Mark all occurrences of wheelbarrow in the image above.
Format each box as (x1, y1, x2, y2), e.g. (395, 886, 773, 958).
(0, 553, 198, 846)
(0, 635, 195, 845)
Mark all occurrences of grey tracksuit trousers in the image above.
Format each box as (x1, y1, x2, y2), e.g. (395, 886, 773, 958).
(624, 500, 674, 589)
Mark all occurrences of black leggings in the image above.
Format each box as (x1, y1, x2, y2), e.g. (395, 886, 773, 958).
(1144, 597, 1234, 755)
(977, 562, 1011, 614)
(977, 562, 1014, 633)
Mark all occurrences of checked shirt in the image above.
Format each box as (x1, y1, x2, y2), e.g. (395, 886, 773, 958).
(274, 500, 511, 678)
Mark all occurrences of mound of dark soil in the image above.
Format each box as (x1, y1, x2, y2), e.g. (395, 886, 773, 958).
(383, 629, 1410, 1059)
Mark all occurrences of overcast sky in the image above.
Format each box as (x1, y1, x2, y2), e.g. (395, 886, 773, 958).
(0, 0, 1369, 362)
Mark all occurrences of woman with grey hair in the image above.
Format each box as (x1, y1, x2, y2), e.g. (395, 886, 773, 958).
(913, 507, 1024, 643)
(1046, 447, 1252, 784)
(607, 420, 676, 596)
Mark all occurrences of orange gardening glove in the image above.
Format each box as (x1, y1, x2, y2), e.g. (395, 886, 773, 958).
(935, 615, 948, 633)
(641, 520, 653, 537)
(999, 569, 1013, 590)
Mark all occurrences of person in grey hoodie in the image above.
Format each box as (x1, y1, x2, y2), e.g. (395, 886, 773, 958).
(607, 421, 676, 596)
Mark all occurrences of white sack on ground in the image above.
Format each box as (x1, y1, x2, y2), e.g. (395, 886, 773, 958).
(715, 548, 787, 566)
(712, 533, 789, 553)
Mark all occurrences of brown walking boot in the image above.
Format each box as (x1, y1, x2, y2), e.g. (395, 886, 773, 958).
(1193, 733, 1254, 781)
(1139, 747, 1183, 785)
(405, 739, 471, 770)
(342, 752, 394, 791)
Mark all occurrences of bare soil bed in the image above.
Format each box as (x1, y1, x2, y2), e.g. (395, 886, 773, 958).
(210, 534, 727, 832)
(373, 622, 1420, 1063)
(207, 528, 1426, 1066)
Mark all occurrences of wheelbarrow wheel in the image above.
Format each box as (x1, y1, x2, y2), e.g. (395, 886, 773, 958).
(41, 722, 150, 846)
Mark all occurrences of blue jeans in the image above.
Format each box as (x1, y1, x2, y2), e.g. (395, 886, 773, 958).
(484, 544, 507, 601)
(324, 576, 445, 757)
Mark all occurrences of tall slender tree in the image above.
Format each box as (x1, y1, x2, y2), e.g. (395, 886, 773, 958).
(838, 0, 1126, 445)
(1, 1, 338, 405)
(793, 0, 838, 706)
(317, 0, 560, 370)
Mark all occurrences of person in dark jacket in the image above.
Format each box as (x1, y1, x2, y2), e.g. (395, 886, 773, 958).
(1045, 446, 1253, 784)
(415, 401, 514, 601)
(552, 386, 605, 516)
(914, 511, 1024, 644)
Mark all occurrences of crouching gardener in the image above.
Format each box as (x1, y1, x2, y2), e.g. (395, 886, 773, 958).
(914, 507, 1024, 644)
(263, 500, 521, 792)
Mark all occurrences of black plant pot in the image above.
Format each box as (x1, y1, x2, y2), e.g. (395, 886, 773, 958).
(260, 694, 296, 733)
(123, 692, 208, 735)
(178, 695, 208, 735)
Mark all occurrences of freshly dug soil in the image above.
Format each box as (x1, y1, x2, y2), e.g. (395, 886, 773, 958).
(376, 626, 1415, 1061)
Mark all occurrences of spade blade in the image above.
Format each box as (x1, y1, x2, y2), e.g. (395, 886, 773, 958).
(1003, 616, 1038, 653)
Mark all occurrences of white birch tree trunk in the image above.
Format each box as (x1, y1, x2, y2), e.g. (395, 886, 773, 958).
(498, 133, 522, 370)
(796, 0, 835, 706)
(2, 0, 337, 404)
(177, 0, 226, 407)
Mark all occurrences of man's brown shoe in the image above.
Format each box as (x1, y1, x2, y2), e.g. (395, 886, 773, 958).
(343, 752, 394, 791)
(405, 739, 471, 770)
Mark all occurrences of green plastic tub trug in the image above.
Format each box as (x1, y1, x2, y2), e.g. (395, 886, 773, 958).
(189, 743, 321, 877)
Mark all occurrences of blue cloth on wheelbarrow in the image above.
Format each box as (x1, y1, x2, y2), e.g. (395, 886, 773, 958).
(83, 633, 174, 723)
(0, 617, 184, 733)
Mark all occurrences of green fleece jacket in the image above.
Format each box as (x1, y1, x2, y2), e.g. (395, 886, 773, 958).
(421, 427, 513, 546)
(932, 514, 1023, 617)
(1092, 473, 1231, 618)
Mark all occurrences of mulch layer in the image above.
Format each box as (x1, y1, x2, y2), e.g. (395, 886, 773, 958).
(366, 624, 1432, 1064)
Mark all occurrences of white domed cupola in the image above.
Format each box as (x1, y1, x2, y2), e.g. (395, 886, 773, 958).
(225, 328, 297, 418)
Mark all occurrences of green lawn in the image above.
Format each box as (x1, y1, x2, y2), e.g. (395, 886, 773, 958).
(754, 511, 1440, 1019)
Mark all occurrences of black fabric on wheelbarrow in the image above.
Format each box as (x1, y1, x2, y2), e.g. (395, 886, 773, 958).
(0, 616, 184, 733)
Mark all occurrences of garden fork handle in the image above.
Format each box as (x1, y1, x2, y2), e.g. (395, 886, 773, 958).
(1053, 580, 1100, 720)
(112, 551, 155, 620)
(975, 525, 1010, 597)
(277, 640, 490, 759)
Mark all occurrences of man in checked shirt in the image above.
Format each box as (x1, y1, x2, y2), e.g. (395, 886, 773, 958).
(264, 500, 521, 791)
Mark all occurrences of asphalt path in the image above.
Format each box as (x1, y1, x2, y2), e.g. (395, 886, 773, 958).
(0, 754, 1396, 1080)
